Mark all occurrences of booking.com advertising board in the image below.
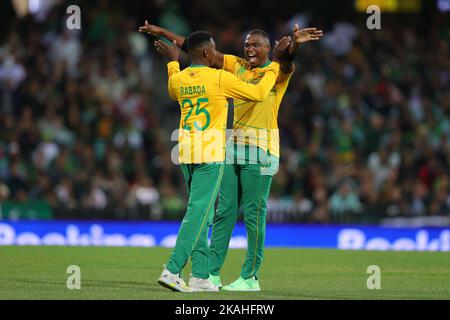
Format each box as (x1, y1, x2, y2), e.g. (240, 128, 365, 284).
(0, 221, 449, 251)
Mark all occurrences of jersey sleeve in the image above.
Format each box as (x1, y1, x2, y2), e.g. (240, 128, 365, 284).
(219, 61, 280, 102)
(167, 61, 180, 101)
(223, 54, 239, 73)
(167, 61, 180, 77)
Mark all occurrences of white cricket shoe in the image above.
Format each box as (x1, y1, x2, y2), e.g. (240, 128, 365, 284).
(157, 265, 192, 292)
(188, 275, 220, 292)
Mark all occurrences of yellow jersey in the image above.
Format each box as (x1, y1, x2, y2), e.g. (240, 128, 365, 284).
(167, 61, 280, 164)
(223, 54, 294, 158)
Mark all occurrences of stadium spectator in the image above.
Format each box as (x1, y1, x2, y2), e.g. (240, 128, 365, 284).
(329, 181, 362, 222)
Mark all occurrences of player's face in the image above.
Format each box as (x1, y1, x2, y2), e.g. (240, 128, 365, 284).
(244, 34, 271, 67)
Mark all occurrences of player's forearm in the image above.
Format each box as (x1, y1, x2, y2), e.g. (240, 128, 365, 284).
(251, 61, 280, 101)
(277, 43, 297, 75)
(157, 28, 186, 49)
(279, 61, 295, 74)
(289, 41, 301, 55)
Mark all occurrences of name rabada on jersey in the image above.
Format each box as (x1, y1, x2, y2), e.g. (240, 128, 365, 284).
(180, 85, 206, 96)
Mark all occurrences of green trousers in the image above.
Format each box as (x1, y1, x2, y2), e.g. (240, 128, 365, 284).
(209, 161, 274, 279)
(166, 163, 224, 279)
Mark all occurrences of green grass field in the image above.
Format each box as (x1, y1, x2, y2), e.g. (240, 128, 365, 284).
(0, 247, 449, 300)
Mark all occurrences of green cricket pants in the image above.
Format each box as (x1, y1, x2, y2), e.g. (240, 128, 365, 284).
(166, 163, 224, 279)
(209, 153, 275, 279)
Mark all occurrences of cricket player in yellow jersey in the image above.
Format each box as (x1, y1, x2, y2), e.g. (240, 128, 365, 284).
(140, 22, 323, 291)
(150, 31, 291, 292)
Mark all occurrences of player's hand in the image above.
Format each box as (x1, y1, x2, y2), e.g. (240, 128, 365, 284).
(154, 40, 179, 62)
(272, 36, 292, 62)
(292, 24, 324, 44)
(138, 20, 161, 36)
(287, 24, 323, 55)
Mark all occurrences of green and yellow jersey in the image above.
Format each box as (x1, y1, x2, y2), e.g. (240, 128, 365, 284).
(167, 61, 280, 164)
(223, 54, 294, 158)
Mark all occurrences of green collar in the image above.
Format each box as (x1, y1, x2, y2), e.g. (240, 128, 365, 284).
(258, 60, 272, 68)
(190, 64, 207, 68)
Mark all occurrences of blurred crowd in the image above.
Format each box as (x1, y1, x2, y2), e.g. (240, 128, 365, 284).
(0, 0, 449, 223)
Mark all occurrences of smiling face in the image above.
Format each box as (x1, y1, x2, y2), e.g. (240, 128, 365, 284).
(244, 33, 271, 68)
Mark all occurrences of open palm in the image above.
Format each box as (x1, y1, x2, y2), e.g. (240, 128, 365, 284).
(293, 24, 324, 43)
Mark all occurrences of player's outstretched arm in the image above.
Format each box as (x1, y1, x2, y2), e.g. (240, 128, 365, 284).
(279, 24, 324, 74)
(139, 21, 225, 69)
(220, 36, 291, 102)
(139, 20, 186, 48)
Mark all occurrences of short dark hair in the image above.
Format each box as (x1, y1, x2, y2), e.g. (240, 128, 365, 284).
(186, 31, 213, 51)
(247, 29, 270, 44)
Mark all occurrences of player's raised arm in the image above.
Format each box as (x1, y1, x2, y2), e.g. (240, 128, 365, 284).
(279, 24, 324, 74)
(154, 40, 180, 101)
(139, 20, 186, 48)
(139, 21, 225, 69)
(220, 37, 291, 101)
